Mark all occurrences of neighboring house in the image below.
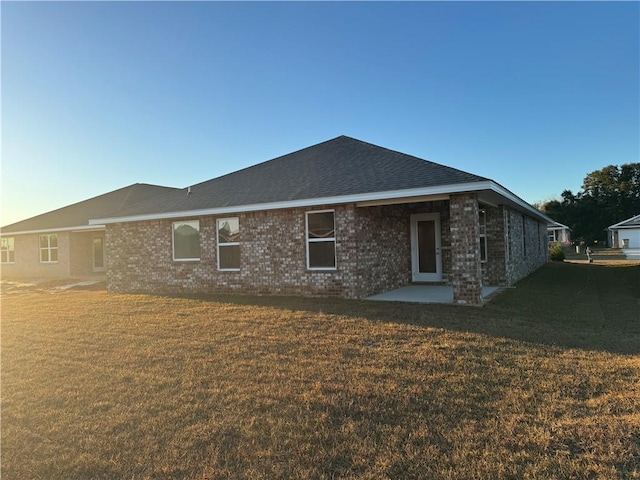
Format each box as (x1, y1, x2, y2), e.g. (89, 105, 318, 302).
(85, 136, 551, 305)
(0, 184, 179, 278)
(547, 221, 571, 244)
(608, 214, 640, 259)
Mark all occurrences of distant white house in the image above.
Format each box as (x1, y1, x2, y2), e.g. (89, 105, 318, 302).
(548, 221, 571, 245)
(608, 214, 640, 259)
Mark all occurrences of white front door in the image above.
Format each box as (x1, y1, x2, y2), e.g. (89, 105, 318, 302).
(411, 213, 442, 282)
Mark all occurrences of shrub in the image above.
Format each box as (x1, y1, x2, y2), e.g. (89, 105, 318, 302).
(550, 244, 565, 262)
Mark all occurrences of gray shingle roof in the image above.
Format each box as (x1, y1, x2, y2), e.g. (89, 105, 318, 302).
(1, 183, 180, 233)
(109, 136, 490, 218)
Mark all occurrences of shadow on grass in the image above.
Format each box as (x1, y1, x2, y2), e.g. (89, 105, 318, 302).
(163, 263, 639, 355)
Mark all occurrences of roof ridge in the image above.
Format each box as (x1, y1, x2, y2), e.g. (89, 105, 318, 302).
(344, 136, 490, 181)
(116, 184, 138, 211)
(189, 136, 349, 189)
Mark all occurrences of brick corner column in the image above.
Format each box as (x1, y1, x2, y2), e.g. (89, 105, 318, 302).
(449, 193, 483, 306)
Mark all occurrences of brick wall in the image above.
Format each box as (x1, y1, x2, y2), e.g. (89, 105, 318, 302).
(355, 204, 411, 298)
(449, 193, 483, 305)
(479, 205, 548, 287)
(354, 200, 454, 297)
(0, 232, 71, 278)
(481, 205, 507, 286)
(104, 199, 547, 302)
(106, 205, 360, 297)
(504, 209, 548, 285)
(106, 201, 458, 298)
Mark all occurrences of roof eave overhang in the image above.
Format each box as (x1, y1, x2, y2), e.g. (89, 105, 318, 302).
(608, 214, 640, 230)
(548, 222, 570, 230)
(0, 225, 106, 236)
(608, 224, 640, 230)
(90, 180, 551, 225)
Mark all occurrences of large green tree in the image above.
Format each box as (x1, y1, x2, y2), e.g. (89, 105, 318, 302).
(541, 163, 640, 244)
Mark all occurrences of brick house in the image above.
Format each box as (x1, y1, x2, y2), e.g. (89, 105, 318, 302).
(0, 184, 179, 278)
(85, 136, 551, 305)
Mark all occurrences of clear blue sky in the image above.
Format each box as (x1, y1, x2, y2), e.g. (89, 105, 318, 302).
(2, 1, 638, 226)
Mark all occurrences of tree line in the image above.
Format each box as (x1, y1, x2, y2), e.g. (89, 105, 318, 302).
(539, 163, 640, 245)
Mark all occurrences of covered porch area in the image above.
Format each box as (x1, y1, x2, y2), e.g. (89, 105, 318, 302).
(354, 186, 550, 305)
(356, 192, 491, 306)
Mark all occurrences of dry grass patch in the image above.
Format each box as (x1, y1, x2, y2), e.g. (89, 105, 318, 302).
(2, 263, 639, 479)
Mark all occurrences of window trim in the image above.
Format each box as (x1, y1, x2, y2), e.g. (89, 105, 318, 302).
(217, 217, 240, 271)
(1, 237, 15, 264)
(172, 220, 201, 262)
(306, 209, 337, 271)
(479, 208, 487, 263)
(39, 234, 58, 263)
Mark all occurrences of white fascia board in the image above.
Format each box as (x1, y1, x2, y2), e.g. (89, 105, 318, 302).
(90, 180, 550, 225)
(609, 224, 640, 230)
(608, 214, 640, 229)
(0, 225, 106, 236)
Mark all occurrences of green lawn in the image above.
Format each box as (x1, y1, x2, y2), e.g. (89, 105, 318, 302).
(2, 262, 639, 479)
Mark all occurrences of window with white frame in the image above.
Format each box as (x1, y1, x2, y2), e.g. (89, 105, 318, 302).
(172, 220, 200, 261)
(306, 210, 336, 269)
(39, 234, 58, 263)
(217, 217, 240, 270)
(479, 209, 487, 263)
(1, 237, 15, 263)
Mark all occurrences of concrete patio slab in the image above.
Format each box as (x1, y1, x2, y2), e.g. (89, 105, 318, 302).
(366, 285, 501, 304)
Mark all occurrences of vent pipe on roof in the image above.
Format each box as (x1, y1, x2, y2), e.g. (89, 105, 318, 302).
(187, 187, 191, 195)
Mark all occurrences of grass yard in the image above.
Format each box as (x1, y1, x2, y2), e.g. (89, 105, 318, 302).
(2, 262, 639, 479)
